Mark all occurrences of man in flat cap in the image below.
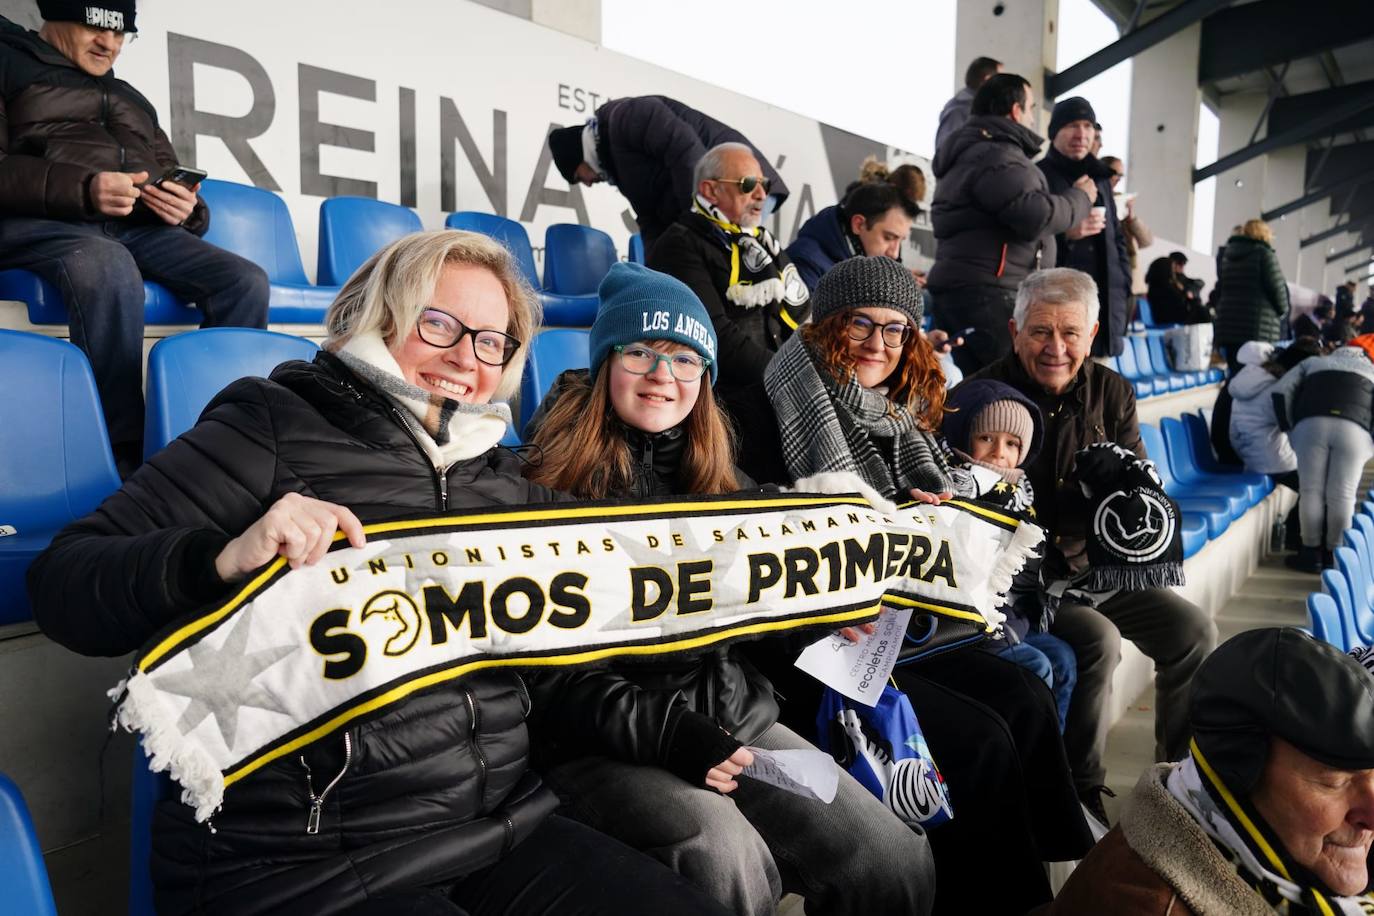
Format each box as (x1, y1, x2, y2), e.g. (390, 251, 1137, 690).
(1045, 627, 1374, 915)
(0, 1, 269, 475)
(546, 95, 787, 252)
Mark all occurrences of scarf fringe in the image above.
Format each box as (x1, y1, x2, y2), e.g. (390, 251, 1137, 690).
(112, 672, 225, 822)
(1079, 564, 1185, 593)
(727, 278, 785, 309)
(982, 521, 1045, 631)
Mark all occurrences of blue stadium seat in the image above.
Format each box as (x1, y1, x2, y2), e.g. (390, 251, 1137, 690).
(1136, 298, 1157, 328)
(628, 234, 645, 264)
(1160, 417, 1266, 507)
(1180, 412, 1255, 481)
(1148, 334, 1205, 388)
(1140, 424, 1232, 537)
(1344, 527, 1374, 615)
(0, 772, 57, 916)
(0, 269, 198, 325)
(1323, 569, 1363, 651)
(1114, 338, 1155, 399)
(0, 331, 121, 625)
(443, 212, 589, 327)
(143, 328, 320, 459)
(1178, 510, 1208, 559)
(520, 328, 590, 433)
(1336, 543, 1374, 642)
(1307, 592, 1345, 650)
(445, 211, 541, 288)
(199, 179, 339, 323)
(1355, 516, 1374, 599)
(317, 197, 423, 287)
(129, 746, 170, 916)
(1132, 335, 1183, 392)
(541, 225, 614, 326)
(1150, 422, 1249, 518)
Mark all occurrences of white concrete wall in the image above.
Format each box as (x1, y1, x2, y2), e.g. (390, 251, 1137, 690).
(1127, 25, 1201, 245)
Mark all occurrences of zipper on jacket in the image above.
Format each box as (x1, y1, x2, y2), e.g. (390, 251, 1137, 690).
(501, 815, 516, 855)
(386, 403, 449, 510)
(300, 732, 352, 835)
(463, 687, 489, 801)
(637, 436, 654, 499)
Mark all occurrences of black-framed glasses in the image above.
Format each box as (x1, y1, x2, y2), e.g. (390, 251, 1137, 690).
(415, 309, 521, 366)
(614, 344, 711, 382)
(845, 314, 912, 348)
(712, 175, 772, 195)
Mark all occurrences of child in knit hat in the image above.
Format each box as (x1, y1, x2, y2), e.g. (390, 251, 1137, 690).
(942, 378, 1077, 731)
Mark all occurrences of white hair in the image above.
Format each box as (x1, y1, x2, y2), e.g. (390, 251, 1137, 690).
(1013, 268, 1100, 329)
(693, 142, 757, 189)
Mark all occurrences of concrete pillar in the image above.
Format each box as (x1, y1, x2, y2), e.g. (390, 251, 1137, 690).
(1126, 24, 1201, 245)
(1264, 147, 1305, 278)
(955, 0, 1058, 132)
(1212, 92, 1268, 253)
(1296, 208, 1336, 291)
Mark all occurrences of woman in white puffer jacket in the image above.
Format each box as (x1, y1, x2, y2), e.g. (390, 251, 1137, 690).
(1227, 339, 1321, 478)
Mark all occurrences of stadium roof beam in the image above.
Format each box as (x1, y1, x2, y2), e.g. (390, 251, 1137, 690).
(1344, 258, 1374, 277)
(1301, 220, 1374, 250)
(1328, 241, 1374, 264)
(1270, 81, 1374, 140)
(1263, 170, 1374, 223)
(1193, 92, 1374, 184)
(1198, 0, 1374, 84)
(1044, 0, 1234, 101)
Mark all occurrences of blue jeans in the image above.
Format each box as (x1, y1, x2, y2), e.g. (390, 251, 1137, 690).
(994, 632, 1077, 732)
(0, 216, 269, 458)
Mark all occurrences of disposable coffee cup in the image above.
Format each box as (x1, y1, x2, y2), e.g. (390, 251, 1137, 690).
(1090, 206, 1106, 220)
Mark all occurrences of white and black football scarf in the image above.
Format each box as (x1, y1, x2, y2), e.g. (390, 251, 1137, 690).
(691, 195, 810, 325)
(1169, 744, 1374, 915)
(113, 491, 1041, 821)
(1069, 442, 1184, 592)
(766, 334, 954, 500)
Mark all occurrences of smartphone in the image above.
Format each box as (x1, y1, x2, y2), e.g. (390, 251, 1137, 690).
(152, 166, 208, 189)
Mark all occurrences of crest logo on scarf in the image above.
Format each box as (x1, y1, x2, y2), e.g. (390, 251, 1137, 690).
(1094, 489, 1177, 563)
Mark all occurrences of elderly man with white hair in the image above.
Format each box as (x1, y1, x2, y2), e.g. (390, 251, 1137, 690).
(647, 142, 810, 397)
(1046, 627, 1374, 915)
(964, 267, 1217, 825)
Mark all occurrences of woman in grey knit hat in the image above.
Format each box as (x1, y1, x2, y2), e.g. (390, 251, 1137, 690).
(747, 256, 1094, 915)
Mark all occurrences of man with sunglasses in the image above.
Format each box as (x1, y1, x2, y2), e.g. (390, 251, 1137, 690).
(646, 142, 810, 402)
(547, 95, 788, 251)
(0, 1, 269, 477)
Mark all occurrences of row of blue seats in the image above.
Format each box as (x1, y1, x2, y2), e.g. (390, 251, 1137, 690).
(1307, 496, 1374, 652)
(0, 180, 644, 330)
(1107, 331, 1224, 401)
(1138, 416, 1275, 558)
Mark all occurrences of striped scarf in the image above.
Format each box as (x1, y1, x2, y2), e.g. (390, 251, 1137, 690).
(1168, 744, 1374, 915)
(765, 333, 953, 500)
(692, 195, 810, 322)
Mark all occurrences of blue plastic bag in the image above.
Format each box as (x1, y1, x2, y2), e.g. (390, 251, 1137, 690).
(815, 684, 953, 827)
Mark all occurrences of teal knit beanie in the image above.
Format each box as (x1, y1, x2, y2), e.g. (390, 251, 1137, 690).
(590, 262, 718, 384)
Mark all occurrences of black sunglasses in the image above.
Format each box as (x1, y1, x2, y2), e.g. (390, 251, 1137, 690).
(712, 176, 772, 194)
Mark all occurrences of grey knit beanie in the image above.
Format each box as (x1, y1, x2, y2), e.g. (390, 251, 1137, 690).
(811, 256, 924, 327)
(970, 400, 1035, 466)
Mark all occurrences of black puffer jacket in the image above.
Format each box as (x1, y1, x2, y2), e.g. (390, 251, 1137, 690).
(927, 115, 1090, 294)
(1214, 234, 1289, 346)
(0, 16, 208, 233)
(27, 353, 562, 915)
(524, 371, 779, 783)
(594, 95, 788, 249)
(1038, 149, 1132, 358)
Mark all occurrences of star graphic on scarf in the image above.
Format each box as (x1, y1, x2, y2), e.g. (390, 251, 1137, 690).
(150, 610, 297, 751)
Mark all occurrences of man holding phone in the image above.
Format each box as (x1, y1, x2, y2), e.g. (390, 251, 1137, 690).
(0, 1, 268, 475)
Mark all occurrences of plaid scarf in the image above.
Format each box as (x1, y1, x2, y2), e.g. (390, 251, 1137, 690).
(692, 195, 811, 322)
(765, 334, 952, 500)
(1168, 747, 1374, 915)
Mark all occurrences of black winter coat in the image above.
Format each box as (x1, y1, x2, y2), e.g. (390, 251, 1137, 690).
(27, 353, 564, 916)
(1214, 235, 1289, 346)
(524, 370, 779, 782)
(927, 115, 1091, 294)
(647, 212, 800, 391)
(1038, 149, 1132, 358)
(594, 95, 788, 250)
(0, 16, 208, 233)
(786, 205, 854, 293)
